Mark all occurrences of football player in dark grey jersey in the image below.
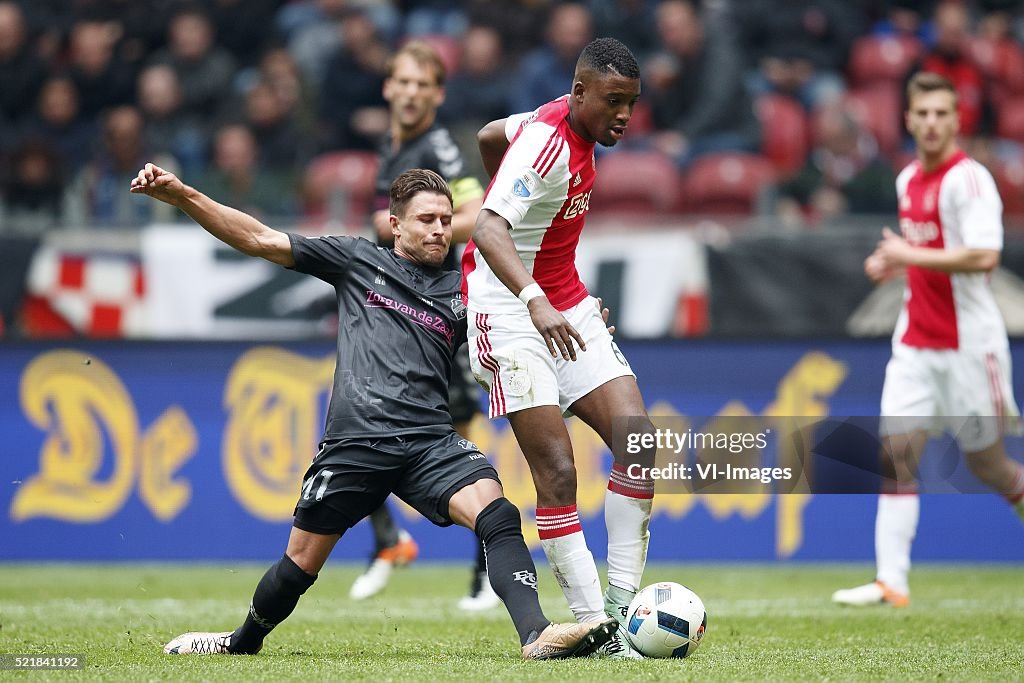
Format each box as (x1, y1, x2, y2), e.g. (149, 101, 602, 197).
(132, 164, 617, 660)
(350, 40, 494, 608)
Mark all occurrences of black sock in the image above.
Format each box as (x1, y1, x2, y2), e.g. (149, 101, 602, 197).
(475, 498, 550, 645)
(370, 504, 400, 553)
(469, 538, 487, 594)
(229, 554, 317, 654)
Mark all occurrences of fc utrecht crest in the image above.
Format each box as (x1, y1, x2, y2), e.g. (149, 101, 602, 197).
(450, 297, 467, 320)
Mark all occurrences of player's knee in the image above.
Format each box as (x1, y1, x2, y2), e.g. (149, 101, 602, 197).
(535, 458, 578, 501)
(276, 554, 318, 596)
(474, 497, 523, 547)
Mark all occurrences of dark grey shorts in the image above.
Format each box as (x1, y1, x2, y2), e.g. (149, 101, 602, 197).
(292, 430, 498, 534)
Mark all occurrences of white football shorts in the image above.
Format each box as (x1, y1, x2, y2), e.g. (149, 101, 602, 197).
(880, 343, 1022, 452)
(468, 296, 635, 418)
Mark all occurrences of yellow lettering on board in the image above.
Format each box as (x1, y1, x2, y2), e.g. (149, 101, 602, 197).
(765, 352, 848, 558)
(698, 401, 772, 520)
(223, 348, 334, 521)
(140, 406, 198, 521)
(12, 351, 137, 522)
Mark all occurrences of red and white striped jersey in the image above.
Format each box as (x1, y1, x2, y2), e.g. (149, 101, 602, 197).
(462, 96, 596, 313)
(893, 149, 1006, 351)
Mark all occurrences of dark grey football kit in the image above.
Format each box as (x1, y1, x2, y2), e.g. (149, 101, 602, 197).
(287, 233, 497, 533)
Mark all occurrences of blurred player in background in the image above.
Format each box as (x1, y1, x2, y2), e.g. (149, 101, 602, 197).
(463, 37, 656, 658)
(133, 165, 618, 660)
(347, 41, 496, 610)
(833, 72, 1024, 608)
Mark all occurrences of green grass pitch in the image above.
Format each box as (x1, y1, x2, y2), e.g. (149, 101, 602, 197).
(1, 563, 1022, 681)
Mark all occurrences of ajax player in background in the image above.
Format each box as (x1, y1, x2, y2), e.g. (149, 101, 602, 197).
(463, 37, 657, 657)
(833, 72, 1024, 608)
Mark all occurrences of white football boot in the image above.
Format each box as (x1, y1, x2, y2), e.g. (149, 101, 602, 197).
(596, 585, 645, 659)
(164, 632, 239, 655)
(832, 580, 909, 608)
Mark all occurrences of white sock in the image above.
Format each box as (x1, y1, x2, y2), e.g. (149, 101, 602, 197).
(536, 504, 605, 622)
(605, 463, 654, 592)
(875, 494, 919, 594)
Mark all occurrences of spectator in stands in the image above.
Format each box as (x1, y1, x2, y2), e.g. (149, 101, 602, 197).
(198, 123, 298, 220)
(64, 105, 180, 227)
(148, 4, 236, 119)
(277, 0, 398, 87)
(871, 0, 937, 41)
(588, 0, 658, 62)
(318, 9, 390, 151)
(738, 0, 864, 110)
(207, 0, 280, 68)
(66, 19, 137, 121)
(0, 139, 65, 234)
(646, 0, 761, 167)
(463, 1, 551, 61)
(137, 64, 208, 177)
(441, 25, 511, 128)
(0, 1, 47, 124)
(774, 102, 897, 228)
(257, 47, 319, 139)
(243, 80, 314, 170)
(512, 3, 594, 112)
(20, 76, 95, 175)
(401, 0, 469, 36)
(56, 0, 173, 67)
(914, 0, 988, 137)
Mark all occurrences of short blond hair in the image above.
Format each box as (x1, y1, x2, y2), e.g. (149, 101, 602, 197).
(387, 40, 446, 86)
(906, 71, 958, 109)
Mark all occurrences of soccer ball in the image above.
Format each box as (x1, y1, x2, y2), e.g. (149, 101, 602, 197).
(624, 582, 707, 658)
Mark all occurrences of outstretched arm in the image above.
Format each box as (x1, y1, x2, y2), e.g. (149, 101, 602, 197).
(130, 163, 294, 267)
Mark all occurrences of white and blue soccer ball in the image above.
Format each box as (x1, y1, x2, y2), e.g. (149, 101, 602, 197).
(624, 582, 707, 658)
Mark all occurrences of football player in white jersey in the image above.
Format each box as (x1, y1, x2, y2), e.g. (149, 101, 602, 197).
(833, 72, 1024, 608)
(461, 38, 655, 658)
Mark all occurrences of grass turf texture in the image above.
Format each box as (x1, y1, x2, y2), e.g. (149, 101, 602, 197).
(1, 563, 1022, 681)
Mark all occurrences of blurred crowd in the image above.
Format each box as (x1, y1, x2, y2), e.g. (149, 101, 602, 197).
(1, 0, 1024, 233)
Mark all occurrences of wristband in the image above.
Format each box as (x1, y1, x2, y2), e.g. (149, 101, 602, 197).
(518, 283, 545, 306)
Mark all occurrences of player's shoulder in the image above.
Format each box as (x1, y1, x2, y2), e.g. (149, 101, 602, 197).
(896, 159, 919, 185)
(945, 154, 997, 191)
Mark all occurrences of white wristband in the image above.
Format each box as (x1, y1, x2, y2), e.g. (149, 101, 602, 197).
(518, 283, 545, 306)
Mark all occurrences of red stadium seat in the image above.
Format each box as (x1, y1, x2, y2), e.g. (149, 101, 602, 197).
(755, 94, 809, 177)
(303, 151, 379, 226)
(412, 34, 461, 76)
(678, 153, 776, 215)
(996, 95, 1024, 142)
(589, 150, 679, 214)
(970, 37, 1024, 100)
(848, 35, 922, 87)
(994, 154, 1024, 217)
(844, 86, 904, 155)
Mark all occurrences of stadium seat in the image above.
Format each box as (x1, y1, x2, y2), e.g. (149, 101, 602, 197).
(844, 86, 903, 155)
(994, 154, 1024, 217)
(303, 151, 379, 227)
(755, 94, 809, 177)
(589, 150, 679, 214)
(677, 153, 775, 215)
(970, 37, 1024, 104)
(413, 34, 461, 76)
(996, 95, 1024, 142)
(848, 35, 922, 87)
